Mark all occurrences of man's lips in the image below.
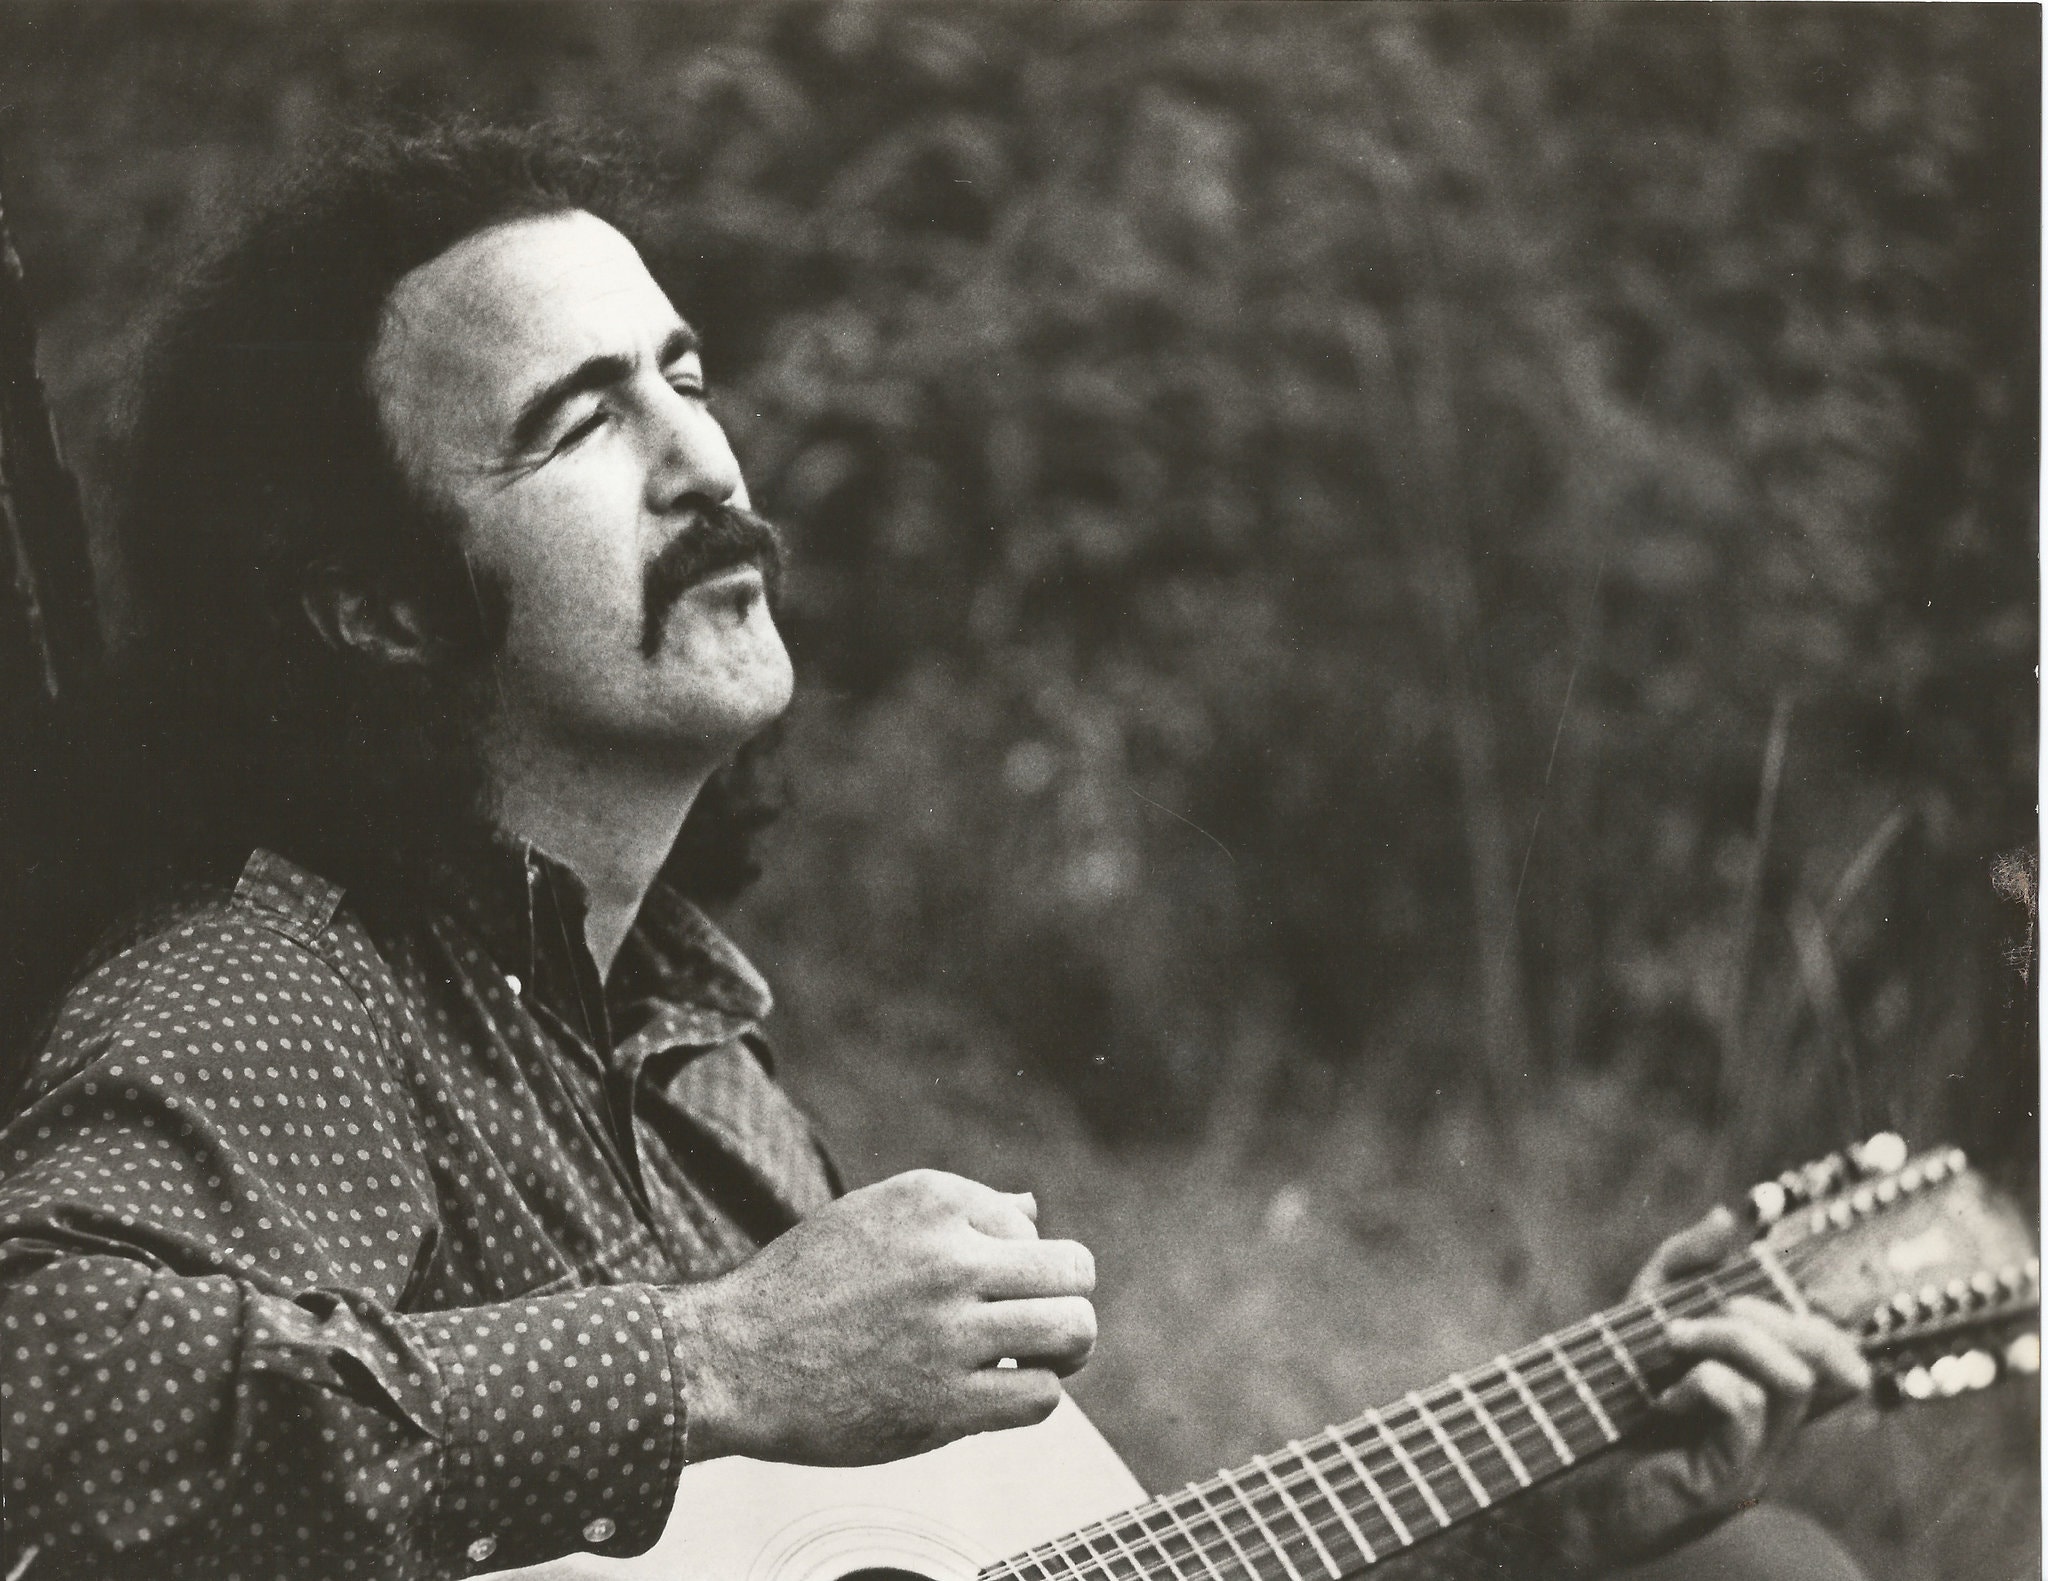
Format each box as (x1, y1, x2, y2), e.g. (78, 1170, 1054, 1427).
(681, 561, 766, 612)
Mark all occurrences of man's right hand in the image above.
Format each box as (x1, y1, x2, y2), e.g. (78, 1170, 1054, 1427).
(661, 1169, 1097, 1466)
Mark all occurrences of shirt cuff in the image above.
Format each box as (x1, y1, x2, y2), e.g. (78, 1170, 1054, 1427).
(403, 1284, 687, 1574)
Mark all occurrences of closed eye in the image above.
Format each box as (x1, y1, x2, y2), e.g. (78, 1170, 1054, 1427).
(556, 408, 609, 451)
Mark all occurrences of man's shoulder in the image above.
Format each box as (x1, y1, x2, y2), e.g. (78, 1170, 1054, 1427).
(24, 848, 405, 1100)
(77, 848, 363, 980)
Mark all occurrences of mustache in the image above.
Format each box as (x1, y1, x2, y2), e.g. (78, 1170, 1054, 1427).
(640, 500, 786, 657)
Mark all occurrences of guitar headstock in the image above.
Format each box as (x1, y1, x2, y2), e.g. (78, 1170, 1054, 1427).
(1746, 1135, 2040, 1407)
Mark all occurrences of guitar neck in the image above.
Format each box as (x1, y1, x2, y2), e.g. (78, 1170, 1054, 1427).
(986, 1248, 1793, 1580)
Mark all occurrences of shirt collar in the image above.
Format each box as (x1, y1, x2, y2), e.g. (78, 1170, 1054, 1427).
(425, 831, 773, 1048)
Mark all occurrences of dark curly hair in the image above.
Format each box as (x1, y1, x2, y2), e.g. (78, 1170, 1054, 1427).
(110, 118, 780, 911)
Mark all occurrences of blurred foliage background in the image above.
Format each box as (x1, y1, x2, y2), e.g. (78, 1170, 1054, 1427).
(0, 4, 2037, 1576)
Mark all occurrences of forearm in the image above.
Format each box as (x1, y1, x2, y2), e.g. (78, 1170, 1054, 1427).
(2, 1251, 688, 1579)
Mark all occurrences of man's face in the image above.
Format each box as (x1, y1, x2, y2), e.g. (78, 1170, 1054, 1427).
(367, 210, 792, 775)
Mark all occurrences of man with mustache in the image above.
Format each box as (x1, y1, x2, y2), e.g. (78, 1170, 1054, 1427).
(0, 123, 1865, 1580)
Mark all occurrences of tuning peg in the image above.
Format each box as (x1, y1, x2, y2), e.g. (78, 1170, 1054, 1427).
(2005, 1333, 2040, 1375)
(1882, 1347, 1999, 1405)
(1748, 1179, 1789, 1227)
(1850, 1133, 1910, 1176)
(1749, 1148, 1855, 1226)
(1929, 1349, 2000, 1396)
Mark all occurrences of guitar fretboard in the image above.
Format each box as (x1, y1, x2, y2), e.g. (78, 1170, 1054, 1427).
(984, 1248, 1791, 1580)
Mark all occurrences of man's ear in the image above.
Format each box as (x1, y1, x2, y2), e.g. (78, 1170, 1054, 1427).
(301, 576, 440, 668)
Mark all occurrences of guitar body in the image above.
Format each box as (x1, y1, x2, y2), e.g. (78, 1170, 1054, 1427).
(489, 1394, 1146, 1581)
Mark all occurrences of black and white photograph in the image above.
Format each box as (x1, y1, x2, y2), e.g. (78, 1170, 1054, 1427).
(0, 6, 2037, 1579)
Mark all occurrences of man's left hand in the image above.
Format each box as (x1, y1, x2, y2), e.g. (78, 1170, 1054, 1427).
(1537, 1206, 1870, 1570)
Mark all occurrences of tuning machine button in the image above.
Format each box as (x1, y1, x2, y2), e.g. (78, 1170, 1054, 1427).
(1850, 1133, 1910, 1176)
(2006, 1334, 2040, 1375)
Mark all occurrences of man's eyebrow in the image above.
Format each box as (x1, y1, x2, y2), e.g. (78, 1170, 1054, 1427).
(507, 323, 703, 453)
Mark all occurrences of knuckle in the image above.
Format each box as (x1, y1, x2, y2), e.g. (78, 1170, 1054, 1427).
(901, 1168, 953, 1205)
(1696, 1359, 1743, 1408)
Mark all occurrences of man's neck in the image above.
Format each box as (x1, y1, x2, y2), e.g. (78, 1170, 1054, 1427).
(486, 737, 710, 979)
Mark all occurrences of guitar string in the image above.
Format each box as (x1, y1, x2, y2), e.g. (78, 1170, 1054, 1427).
(1000, 1339, 1661, 1581)
(1003, 1207, 2014, 1581)
(1136, 1209, 1995, 1581)
(997, 1177, 2018, 1581)
(998, 1316, 1691, 1581)
(989, 1234, 1901, 1581)
(983, 1252, 1791, 1581)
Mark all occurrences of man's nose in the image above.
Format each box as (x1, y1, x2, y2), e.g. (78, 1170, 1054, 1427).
(645, 391, 747, 512)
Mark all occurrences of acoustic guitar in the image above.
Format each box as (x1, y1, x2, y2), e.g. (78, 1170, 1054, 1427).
(490, 1137, 2037, 1580)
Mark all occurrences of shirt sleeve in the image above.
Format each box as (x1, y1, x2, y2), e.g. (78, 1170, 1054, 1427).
(0, 910, 689, 1580)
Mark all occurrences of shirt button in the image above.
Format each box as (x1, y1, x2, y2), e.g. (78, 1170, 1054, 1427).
(583, 1516, 616, 1545)
(466, 1536, 498, 1564)
(504, 973, 523, 997)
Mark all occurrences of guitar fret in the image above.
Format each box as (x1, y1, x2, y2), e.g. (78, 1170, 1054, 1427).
(1188, 1478, 1276, 1581)
(1544, 1335, 1619, 1443)
(1104, 1513, 1174, 1581)
(1157, 1489, 1236, 1581)
(1498, 1355, 1574, 1466)
(1593, 1313, 1653, 1403)
(1750, 1243, 1813, 1316)
(1288, 1438, 1377, 1566)
(1452, 1372, 1530, 1488)
(1409, 1390, 1490, 1508)
(1056, 1529, 1122, 1581)
(1217, 1465, 1309, 1581)
(1330, 1428, 1413, 1546)
(1253, 1452, 1341, 1579)
(1367, 1405, 1452, 1528)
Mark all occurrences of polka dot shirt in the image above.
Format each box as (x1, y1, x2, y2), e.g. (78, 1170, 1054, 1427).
(1, 845, 838, 1579)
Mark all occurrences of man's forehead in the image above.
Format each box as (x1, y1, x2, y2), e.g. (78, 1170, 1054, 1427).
(370, 210, 688, 433)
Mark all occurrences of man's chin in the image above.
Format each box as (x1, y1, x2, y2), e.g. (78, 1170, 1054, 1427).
(667, 642, 794, 743)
